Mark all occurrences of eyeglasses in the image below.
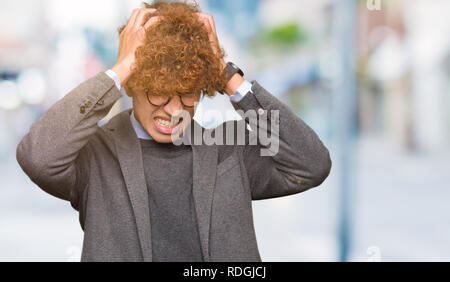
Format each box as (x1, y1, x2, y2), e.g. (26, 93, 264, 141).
(146, 90, 201, 108)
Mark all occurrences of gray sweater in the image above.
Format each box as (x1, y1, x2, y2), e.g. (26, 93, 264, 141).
(139, 139, 203, 262)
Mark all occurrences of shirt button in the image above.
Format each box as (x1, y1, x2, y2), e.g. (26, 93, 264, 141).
(80, 106, 86, 114)
(258, 108, 265, 115)
(97, 100, 104, 105)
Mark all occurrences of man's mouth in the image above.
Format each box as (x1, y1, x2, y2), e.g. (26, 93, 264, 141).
(154, 117, 184, 134)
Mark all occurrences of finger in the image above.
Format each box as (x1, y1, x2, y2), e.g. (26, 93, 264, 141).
(198, 15, 213, 33)
(196, 13, 216, 33)
(144, 16, 162, 30)
(195, 13, 219, 54)
(205, 14, 217, 35)
(201, 16, 218, 43)
(195, 13, 209, 27)
(127, 9, 140, 28)
(134, 8, 157, 29)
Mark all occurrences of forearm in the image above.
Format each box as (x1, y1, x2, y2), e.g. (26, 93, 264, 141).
(231, 81, 332, 195)
(111, 60, 133, 86)
(16, 72, 123, 200)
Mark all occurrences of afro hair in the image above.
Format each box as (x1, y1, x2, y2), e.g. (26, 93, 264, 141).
(118, 0, 228, 98)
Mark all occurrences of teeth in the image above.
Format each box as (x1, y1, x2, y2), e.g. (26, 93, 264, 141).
(156, 118, 179, 128)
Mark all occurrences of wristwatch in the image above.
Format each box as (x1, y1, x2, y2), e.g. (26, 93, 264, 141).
(219, 62, 244, 94)
(225, 62, 244, 81)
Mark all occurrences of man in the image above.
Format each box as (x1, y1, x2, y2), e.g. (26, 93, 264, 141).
(16, 1, 331, 262)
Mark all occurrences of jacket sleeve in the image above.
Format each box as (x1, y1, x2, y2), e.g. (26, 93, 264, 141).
(231, 80, 332, 200)
(16, 72, 123, 209)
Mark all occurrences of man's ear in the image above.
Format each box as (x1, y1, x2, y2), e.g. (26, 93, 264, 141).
(124, 86, 133, 98)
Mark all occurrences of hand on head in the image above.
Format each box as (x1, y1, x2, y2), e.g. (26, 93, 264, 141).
(112, 8, 161, 85)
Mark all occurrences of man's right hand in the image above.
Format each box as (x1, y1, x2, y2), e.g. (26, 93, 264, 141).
(112, 8, 160, 86)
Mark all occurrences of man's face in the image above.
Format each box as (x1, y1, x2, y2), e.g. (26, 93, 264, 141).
(128, 86, 198, 144)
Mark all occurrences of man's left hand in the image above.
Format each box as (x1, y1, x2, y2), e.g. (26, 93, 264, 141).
(196, 13, 245, 96)
(195, 13, 226, 69)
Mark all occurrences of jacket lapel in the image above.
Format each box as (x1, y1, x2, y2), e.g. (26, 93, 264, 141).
(106, 110, 218, 262)
(106, 109, 153, 262)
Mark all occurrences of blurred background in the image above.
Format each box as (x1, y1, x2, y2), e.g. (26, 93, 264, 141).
(1, 0, 449, 262)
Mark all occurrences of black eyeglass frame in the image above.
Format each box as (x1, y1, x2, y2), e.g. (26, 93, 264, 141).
(146, 91, 203, 108)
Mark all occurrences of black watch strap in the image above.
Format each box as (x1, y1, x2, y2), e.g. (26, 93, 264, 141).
(219, 62, 244, 94)
(225, 62, 244, 81)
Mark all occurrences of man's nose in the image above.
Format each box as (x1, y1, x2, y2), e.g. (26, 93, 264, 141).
(163, 96, 184, 116)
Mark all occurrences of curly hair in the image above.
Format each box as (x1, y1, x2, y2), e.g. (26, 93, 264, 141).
(118, 0, 228, 98)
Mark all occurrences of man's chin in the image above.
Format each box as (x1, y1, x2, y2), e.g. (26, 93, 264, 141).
(150, 129, 184, 144)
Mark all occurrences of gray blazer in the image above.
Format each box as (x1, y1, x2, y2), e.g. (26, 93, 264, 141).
(16, 72, 331, 262)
